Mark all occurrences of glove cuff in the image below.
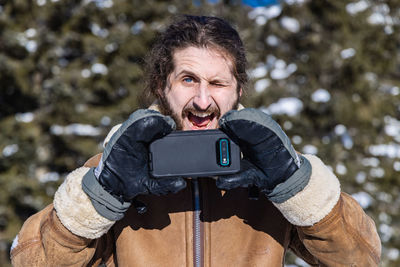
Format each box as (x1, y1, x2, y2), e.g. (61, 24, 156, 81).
(82, 168, 131, 221)
(272, 154, 341, 226)
(266, 155, 311, 203)
(54, 167, 115, 239)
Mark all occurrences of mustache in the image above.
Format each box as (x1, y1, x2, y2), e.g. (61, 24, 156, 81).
(181, 104, 221, 118)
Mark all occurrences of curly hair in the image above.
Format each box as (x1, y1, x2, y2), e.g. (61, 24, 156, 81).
(142, 15, 248, 104)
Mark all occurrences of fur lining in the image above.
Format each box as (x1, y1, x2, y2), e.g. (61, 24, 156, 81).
(273, 154, 341, 226)
(103, 124, 121, 148)
(54, 167, 115, 239)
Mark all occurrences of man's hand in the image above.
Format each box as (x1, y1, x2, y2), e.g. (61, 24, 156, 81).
(96, 109, 187, 203)
(216, 108, 311, 203)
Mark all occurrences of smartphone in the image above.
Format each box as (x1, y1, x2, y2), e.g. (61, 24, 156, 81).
(149, 129, 241, 178)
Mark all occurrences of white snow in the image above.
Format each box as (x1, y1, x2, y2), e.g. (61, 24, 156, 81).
(26, 40, 38, 53)
(340, 48, 356, 59)
(370, 167, 385, 178)
(105, 42, 118, 53)
(393, 161, 400, 171)
(15, 112, 35, 123)
(254, 78, 271, 93)
(38, 172, 60, 183)
(36, 0, 46, 6)
(336, 163, 347, 175)
(355, 171, 367, 183)
(346, 0, 370, 15)
(311, 88, 331, 103)
(334, 124, 347, 135)
(2, 144, 19, 157)
(351, 191, 373, 209)
(25, 28, 37, 38)
(84, 0, 113, 8)
(302, 144, 318, 155)
(91, 63, 108, 75)
(280, 16, 300, 33)
(384, 116, 400, 140)
(284, 0, 305, 5)
(390, 86, 399, 95)
(249, 65, 268, 79)
(361, 157, 380, 167)
(101, 116, 111, 126)
(368, 12, 386, 25)
(283, 120, 293, 130)
(248, 5, 282, 25)
(292, 135, 302, 145)
(81, 69, 91, 78)
(50, 124, 102, 136)
(387, 248, 400, 261)
(90, 23, 109, 38)
(379, 223, 394, 242)
(368, 4, 392, 26)
(341, 133, 354, 149)
(265, 35, 280, 46)
(262, 97, 303, 116)
(369, 143, 400, 158)
(270, 63, 297, 80)
(131, 20, 145, 35)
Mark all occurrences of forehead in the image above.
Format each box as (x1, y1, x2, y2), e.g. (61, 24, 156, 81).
(171, 46, 235, 79)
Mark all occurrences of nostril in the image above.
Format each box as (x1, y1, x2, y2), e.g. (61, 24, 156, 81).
(193, 101, 212, 112)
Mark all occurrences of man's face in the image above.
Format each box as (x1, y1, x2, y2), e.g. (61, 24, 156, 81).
(159, 46, 241, 131)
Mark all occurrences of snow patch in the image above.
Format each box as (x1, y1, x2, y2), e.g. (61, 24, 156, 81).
(15, 112, 35, 123)
(2, 144, 19, 157)
(346, 0, 370, 15)
(248, 5, 282, 25)
(340, 48, 356, 59)
(50, 124, 102, 136)
(254, 78, 271, 93)
(262, 97, 303, 116)
(280, 16, 300, 33)
(311, 88, 331, 103)
(352, 191, 373, 209)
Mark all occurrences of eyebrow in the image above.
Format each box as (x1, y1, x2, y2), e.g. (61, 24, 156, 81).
(174, 70, 198, 79)
(174, 69, 231, 84)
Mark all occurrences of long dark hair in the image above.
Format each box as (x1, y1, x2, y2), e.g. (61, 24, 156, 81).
(141, 15, 248, 105)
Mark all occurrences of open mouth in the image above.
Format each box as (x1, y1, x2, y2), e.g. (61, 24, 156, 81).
(187, 111, 215, 129)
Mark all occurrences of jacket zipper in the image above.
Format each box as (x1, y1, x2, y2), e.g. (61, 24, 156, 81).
(192, 179, 203, 267)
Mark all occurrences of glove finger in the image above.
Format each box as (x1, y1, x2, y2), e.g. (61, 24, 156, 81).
(100, 110, 175, 178)
(219, 108, 300, 167)
(216, 160, 265, 190)
(145, 177, 187, 196)
(121, 110, 176, 144)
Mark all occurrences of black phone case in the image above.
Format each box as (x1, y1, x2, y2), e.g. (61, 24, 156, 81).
(149, 129, 241, 178)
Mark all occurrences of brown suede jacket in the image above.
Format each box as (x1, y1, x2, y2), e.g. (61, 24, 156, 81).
(11, 152, 381, 266)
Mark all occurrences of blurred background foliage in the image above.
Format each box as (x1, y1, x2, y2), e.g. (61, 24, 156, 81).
(0, 0, 399, 266)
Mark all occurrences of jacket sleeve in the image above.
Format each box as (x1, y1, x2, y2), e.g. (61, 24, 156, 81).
(10, 154, 117, 267)
(276, 154, 381, 266)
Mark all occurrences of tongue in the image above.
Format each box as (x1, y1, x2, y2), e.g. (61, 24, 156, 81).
(188, 113, 213, 127)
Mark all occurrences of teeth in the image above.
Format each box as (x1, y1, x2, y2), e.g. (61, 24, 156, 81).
(190, 111, 213, 117)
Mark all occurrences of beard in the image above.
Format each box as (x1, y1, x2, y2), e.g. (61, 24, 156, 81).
(158, 92, 240, 130)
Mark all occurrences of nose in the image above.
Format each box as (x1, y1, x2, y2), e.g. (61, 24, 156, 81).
(193, 83, 212, 111)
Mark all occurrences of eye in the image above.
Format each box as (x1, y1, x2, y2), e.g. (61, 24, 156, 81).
(210, 81, 226, 87)
(183, 77, 194, 83)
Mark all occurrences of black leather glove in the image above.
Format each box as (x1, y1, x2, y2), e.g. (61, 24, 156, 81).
(82, 109, 186, 220)
(216, 108, 311, 203)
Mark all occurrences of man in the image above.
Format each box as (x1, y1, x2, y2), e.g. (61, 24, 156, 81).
(11, 15, 380, 266)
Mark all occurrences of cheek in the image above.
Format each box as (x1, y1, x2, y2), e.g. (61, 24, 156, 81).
(166, 86, 194, 110)
(212, 89, 238, 110)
